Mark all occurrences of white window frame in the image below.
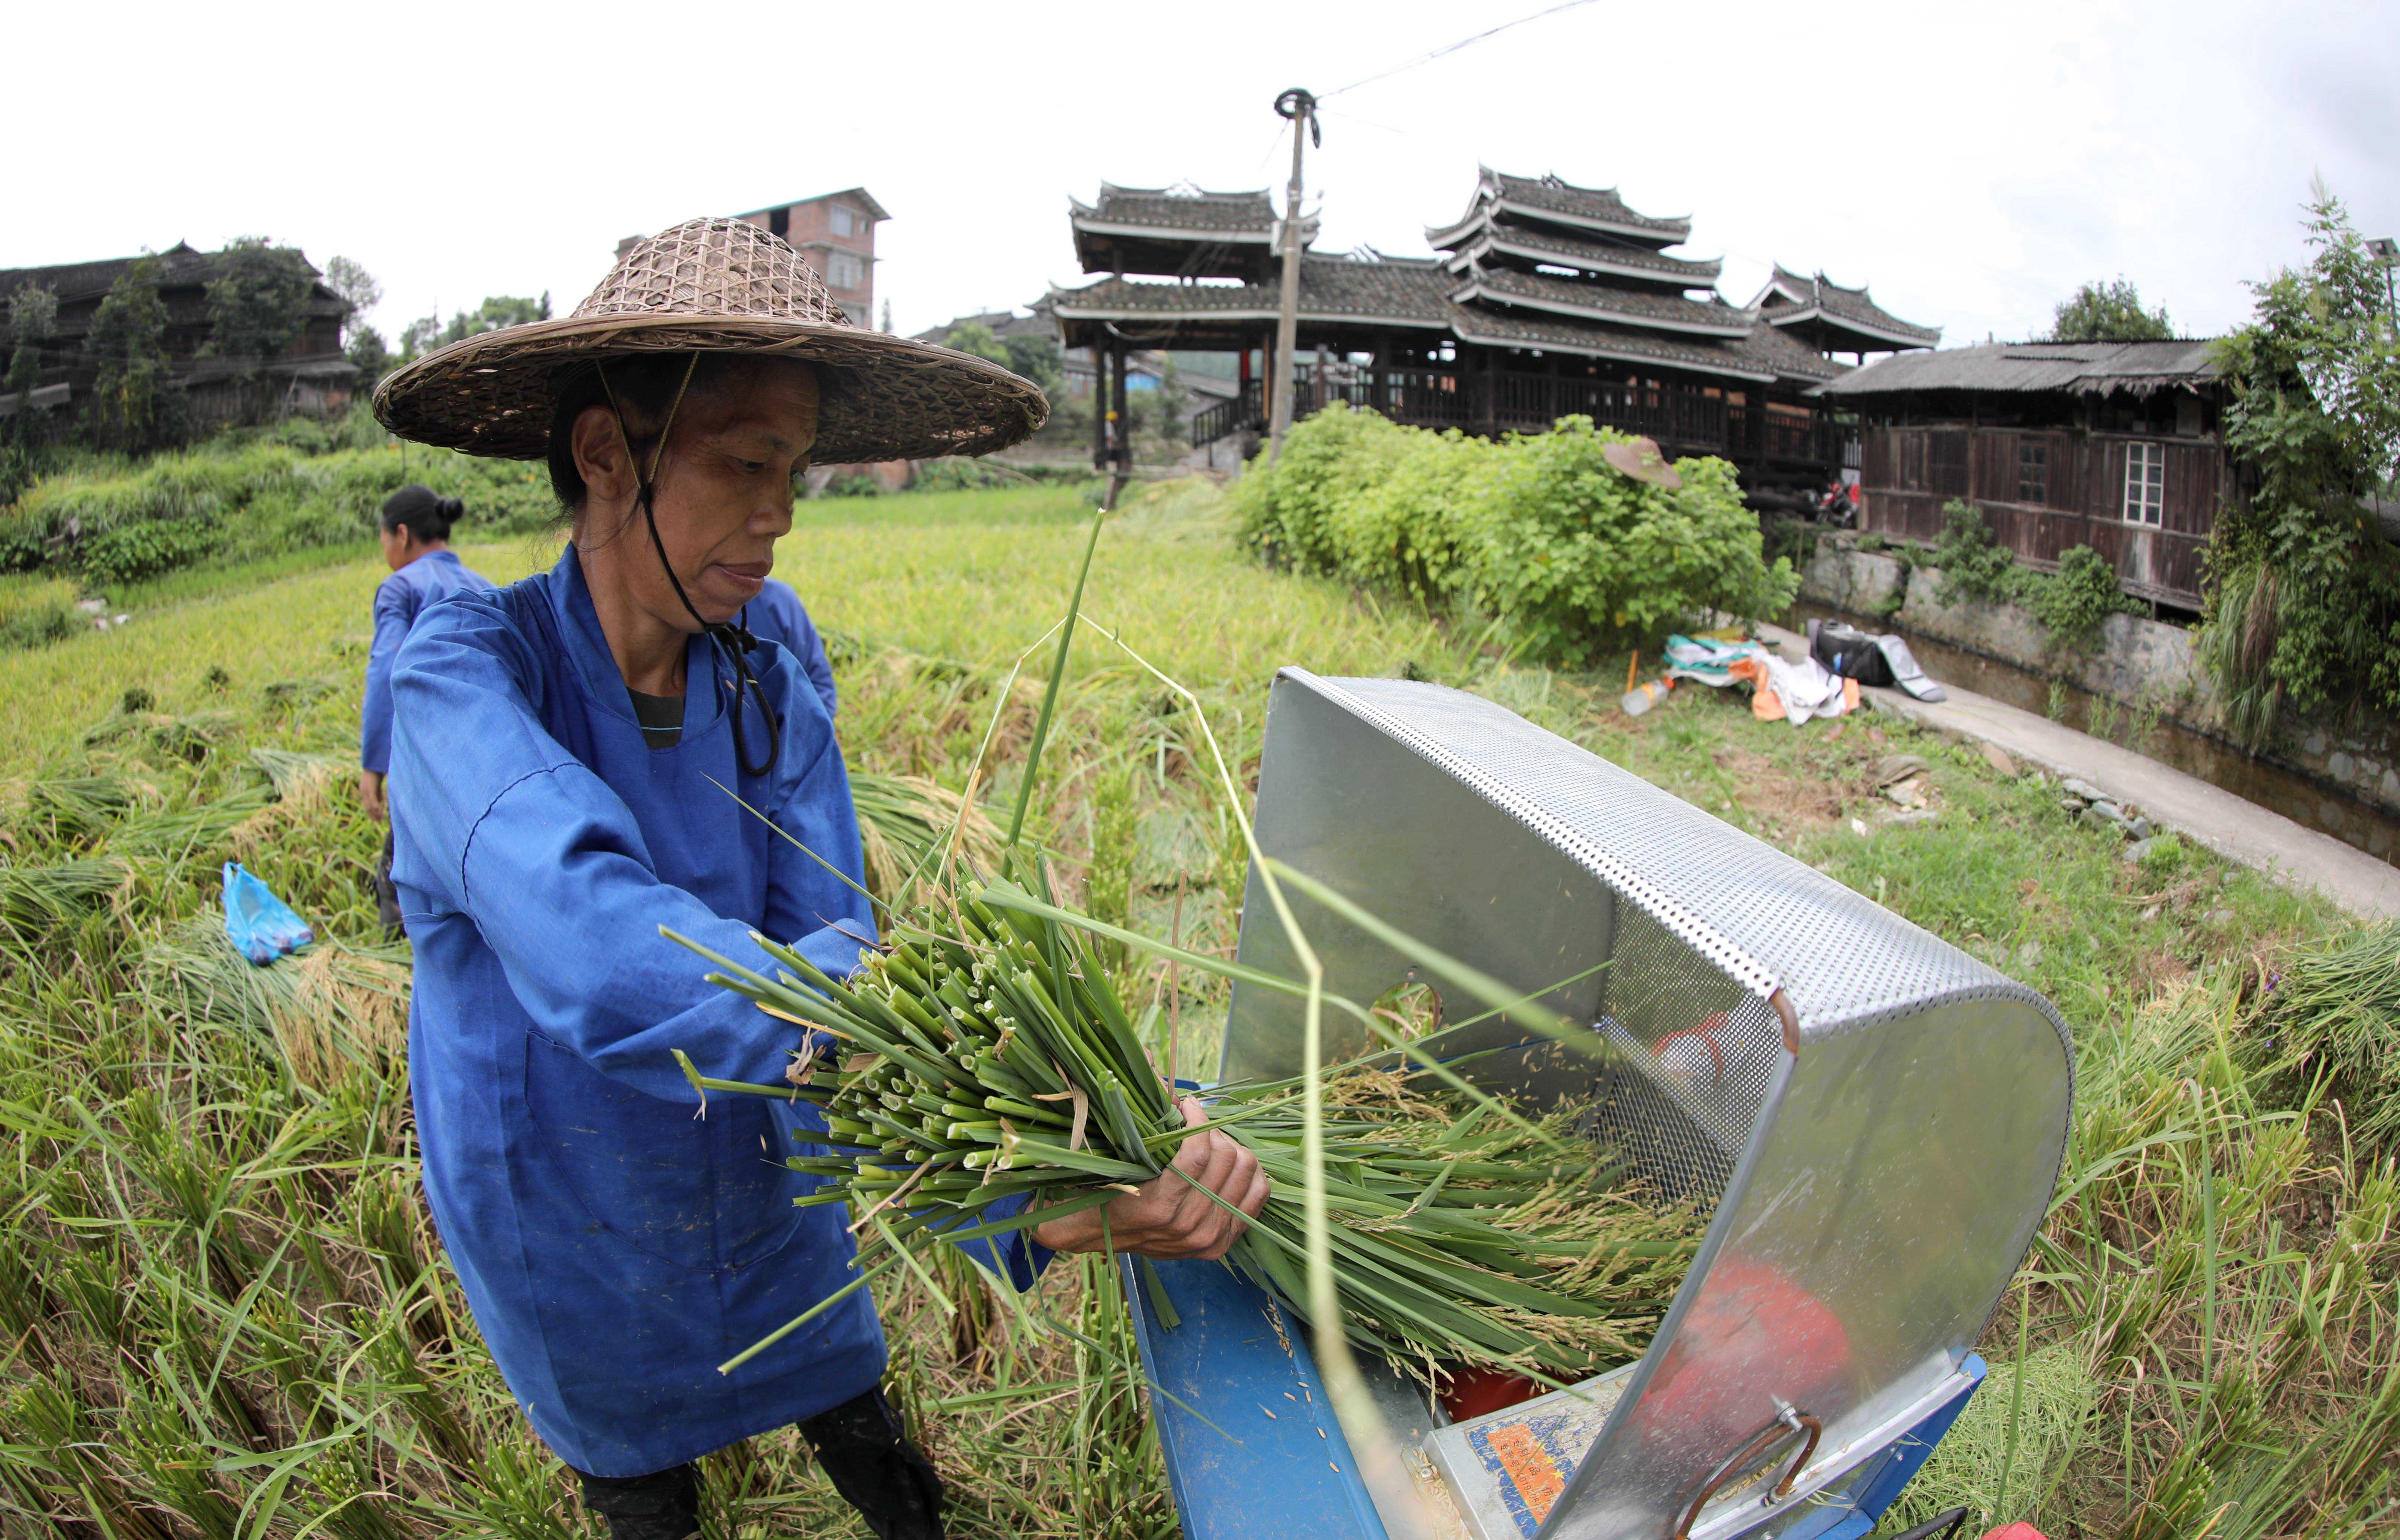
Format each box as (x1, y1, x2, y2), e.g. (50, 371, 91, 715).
(828, 252, 865, 289)
(2124, 441, 2164, 526)
(830, 207, 856, 237)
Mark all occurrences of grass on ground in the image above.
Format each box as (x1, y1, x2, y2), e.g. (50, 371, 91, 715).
(0, 479, 2390, 1537)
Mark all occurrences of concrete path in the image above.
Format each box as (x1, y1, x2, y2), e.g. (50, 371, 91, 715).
(1753, 622, 2400, 921)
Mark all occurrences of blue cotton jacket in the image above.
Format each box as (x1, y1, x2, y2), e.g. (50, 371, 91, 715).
(387, 545, 1040, 1477)
(361, 549, 495, 774)
(743, 577, 838, 719)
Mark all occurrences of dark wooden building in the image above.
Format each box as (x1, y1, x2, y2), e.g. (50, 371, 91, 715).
(1815, 340, 2230, 611)
(1049, 169, 1940, 484)
(0, 242, 354, 427)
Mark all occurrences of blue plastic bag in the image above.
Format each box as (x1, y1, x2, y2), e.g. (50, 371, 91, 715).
(223, 862, 314, 965)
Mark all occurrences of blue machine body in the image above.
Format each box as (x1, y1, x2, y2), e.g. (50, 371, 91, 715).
(1127, 1253, 1984, 1540)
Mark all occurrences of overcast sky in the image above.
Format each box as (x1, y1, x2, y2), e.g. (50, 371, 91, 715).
(10, 0, 2395, 352)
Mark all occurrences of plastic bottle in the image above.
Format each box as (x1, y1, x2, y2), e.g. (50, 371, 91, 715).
(1621, 678, 1674, 716)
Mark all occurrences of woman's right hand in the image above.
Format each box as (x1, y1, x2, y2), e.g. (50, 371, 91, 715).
(358, 770, 388, 822)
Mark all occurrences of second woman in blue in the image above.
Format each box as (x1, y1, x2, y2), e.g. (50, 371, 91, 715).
(373, 218, 1268, 1540)
(358, 484, 492, 931)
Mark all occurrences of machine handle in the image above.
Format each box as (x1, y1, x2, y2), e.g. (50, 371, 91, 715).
(1671, 1411, 1822, 1540)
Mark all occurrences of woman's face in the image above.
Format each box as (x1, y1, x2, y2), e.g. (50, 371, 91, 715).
(572, 358, 819, 629)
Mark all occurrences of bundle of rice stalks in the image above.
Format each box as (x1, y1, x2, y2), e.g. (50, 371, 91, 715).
(850, 772, 1001, 904)
(2257, 921, 2400, 1146)
(143, 916, 412, 1084)
(247, 749, 347, 811)
(16, 772, 158, 846)
(0, 856, 127, 929)
(672, 867, 1699, 1386)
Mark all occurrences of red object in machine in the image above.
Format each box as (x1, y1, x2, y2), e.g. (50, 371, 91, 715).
(1441, 1365, 1540, 1422)
(1639, 1254, 1852, 1453)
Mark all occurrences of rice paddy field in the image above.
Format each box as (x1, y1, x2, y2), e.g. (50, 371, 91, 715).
(0, 476, 2393, 1538)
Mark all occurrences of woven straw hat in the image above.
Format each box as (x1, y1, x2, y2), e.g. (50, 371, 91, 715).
(373, 217, 1048, 463)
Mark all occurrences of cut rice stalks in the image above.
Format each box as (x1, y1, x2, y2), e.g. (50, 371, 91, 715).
(671, 863, 1700, 1388)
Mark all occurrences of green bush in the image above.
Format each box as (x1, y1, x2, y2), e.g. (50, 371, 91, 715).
(0, 440, 557, 583)
(1930, 498, 2022, 607)
(1928, 499, 2135, 653)
(822, 472, 887, 498)
(2027, 545, 2138, 652)
(0, 574, 81, 652)
(1230, 405, 1796, 665)
(1233, 403, 1413, 575)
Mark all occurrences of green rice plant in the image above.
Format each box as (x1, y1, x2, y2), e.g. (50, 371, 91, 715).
(2253, 921, 2400, 1146)
(673, 863, 1700, 1388)
(1884, 1343, 2101, 1533)
(850, 769, 1001, 904)
(0, 854, 126, 929)
(0, 574, 81, 653)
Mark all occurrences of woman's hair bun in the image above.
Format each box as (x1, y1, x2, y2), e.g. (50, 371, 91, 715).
(381, 483, 463, 541)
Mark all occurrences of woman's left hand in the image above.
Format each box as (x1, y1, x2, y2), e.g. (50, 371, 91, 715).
(358, 770, 388, 822)
(1029, 1099, 1271, 1261)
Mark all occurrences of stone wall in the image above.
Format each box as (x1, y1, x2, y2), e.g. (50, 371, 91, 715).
(1798, 533, 2400, 819)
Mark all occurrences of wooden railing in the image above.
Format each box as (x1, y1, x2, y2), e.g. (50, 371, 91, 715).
(1189, 380, 1266, 448)
(1192, 368, 1850, 472)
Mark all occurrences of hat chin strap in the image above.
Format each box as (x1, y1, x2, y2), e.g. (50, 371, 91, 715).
(598, 357, 783, 780)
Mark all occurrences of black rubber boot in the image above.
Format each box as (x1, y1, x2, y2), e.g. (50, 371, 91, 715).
(575, 1461, 700, 1540)
(800, 1387, 945, 1540)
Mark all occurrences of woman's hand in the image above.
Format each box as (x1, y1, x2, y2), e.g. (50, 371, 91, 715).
(1029, 1099, 1270, 1261)
(357, 770, 388, 822)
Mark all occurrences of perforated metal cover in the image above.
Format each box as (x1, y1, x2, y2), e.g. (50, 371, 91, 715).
(1222, 671, 2074, 1540)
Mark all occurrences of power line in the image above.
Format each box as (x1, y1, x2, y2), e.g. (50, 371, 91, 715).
(1320, 0, 1601, 101)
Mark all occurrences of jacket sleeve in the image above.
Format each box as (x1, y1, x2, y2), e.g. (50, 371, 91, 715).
(793, 607, 839, 718)
(359, 577, 413, 774)
(392, 609, 873, 1102)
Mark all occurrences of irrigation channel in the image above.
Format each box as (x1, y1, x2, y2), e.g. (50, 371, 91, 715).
(1789, 600, 2400, 871)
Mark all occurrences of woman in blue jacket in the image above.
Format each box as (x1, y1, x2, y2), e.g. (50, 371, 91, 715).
(371, 220, 1267, 1540)
(359, 484, 494, 931)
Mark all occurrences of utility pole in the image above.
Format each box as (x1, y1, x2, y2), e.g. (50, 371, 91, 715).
(2370, 237, 2399, 322)
(1266, 87, 1317, 464)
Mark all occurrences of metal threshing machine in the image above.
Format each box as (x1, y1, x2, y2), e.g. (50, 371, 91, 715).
(1126, 670, 2073, 1540)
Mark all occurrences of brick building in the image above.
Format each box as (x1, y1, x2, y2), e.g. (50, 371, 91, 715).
(618, 188, 887, 328)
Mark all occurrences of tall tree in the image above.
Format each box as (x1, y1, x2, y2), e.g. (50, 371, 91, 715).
(205, 237, 317, 365)
(4, 284, 59, 472)
(2046, 277, 2174, 342)
(322, 256, 382, 343)
(2200, 181, 2400, 747)
(87, 257, 182, 453)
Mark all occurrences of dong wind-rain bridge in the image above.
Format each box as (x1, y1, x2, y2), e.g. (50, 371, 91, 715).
(1050, 170, 1939, 493)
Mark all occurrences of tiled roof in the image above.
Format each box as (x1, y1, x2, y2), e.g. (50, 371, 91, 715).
(1430, 169, 1692, 247)
(1756, 264, 1939, 347)
(1439, 220, 1722, 285)
(1071, 183, 1281, 237)
(1449, 265, 1753, 337)
(0, 241, 249, 303)
(0, 241, 346, 339)
(1815, 340, 2220, 399)
(1491, 172, 1690, 238)
(1446, 306, 1779, 383)
(1051, 255, 1454, 327)
(1727, 318, 1848, 383)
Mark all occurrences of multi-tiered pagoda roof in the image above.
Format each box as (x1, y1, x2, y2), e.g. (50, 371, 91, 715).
(1068, 182, 1317, 283)
(1048, 167, 1940, 471)
(1752, 264, 1941, 355)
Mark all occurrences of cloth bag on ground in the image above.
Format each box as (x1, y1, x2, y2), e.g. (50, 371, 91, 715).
(223, 862, 314, 965)
(1808, 618, 1947, 702)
